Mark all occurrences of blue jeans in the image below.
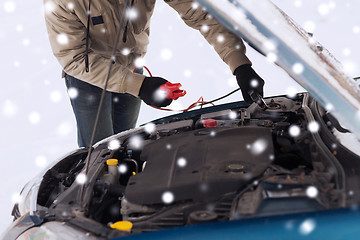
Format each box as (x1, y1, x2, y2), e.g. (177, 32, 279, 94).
(64, 74, 141, 148)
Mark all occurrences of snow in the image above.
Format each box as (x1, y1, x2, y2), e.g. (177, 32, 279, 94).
(162, 191, 175, 204)
(299, 218, 316, 235)
(306, 186, 318, 198)
(177, 157, 187, 168)
(75, 173, 87, 185)
(307, 121, 320, 133)
(289, 125, 301, 137)
(1, 0, 360, 234)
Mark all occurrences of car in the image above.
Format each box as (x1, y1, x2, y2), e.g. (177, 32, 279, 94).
(2, 0, 360, 239)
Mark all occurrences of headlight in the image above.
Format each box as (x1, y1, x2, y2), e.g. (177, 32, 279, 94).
(16, 222, 98, 240)
(17, 149, 85, 217)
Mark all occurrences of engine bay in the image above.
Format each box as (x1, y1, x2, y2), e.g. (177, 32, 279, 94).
(35, 93, 348, 236)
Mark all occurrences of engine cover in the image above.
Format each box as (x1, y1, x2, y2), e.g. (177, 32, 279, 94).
(125, 127, 274, 205)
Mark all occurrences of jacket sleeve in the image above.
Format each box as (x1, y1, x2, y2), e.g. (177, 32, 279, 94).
(164, 0, 251, 73)
(43, 0, 144, 96)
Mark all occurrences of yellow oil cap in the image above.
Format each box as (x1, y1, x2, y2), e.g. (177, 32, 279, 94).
(106, 159, 118, 166)
(110, 221, 133, 231)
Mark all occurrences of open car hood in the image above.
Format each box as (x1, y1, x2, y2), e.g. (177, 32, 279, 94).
(197, 0, 360, 139)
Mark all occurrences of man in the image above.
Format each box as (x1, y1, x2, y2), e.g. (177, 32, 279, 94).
(44, 0, 264, 147)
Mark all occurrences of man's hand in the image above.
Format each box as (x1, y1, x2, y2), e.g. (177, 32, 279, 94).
(234, 64, 265, 102)
(138, 77, 173, 107)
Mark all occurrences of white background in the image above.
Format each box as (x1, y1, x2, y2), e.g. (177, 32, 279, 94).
(0, 0, 359, 234)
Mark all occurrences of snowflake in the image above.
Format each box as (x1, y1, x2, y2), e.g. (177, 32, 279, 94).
(57, 33, 69, 45)
(160, 48, 173, 61)
(44, 1, 56, 14)
(154, 88, 167, 102)
(299, 219, 316, 235)
(16, 24, 23, 32)
(22, 38, 30, 46)
(317, 3, 330, 16)
(307, 121, 320, 133)
(126, 7, 138, 21)
(67, 87, 78, 99)
(4, 1, 16, 13)
(289, 125, 301, 137)
(353, 26, 360, 34)
(325, 103, 334, 111)
(201, 25, 209, 33)
(118, 164, 128, 174)
(191, 2, 199, 9)
(121, 48, 130, 56)
(342, 48, 351, 56)
(166, 144, 172, 150)
(144, 123, 156, 134)
(266, 52, 277, 63)
(250, 79, 259, 88)
(294, 0, 302, 8)
(76, 173, 87, 185)
(292, 63, 304, 74)
(306, 186, 318, 198)
(11, 193, 21, 204)
(35, 155, 48, 168)
(342, 61, 357, 75)
(303, 21, 316, 33)
(177, 157, 187, 167)
(162, 191, 175, 204)
(134, 57, 145, 68)
(28, 112, 41, 124)
(129, 135, 143, 149)
(108, 139, 121, 150)
(50, 90, 62, 103)
(286, 87, 298, 98)
(67, 2, 74, 10)
(13, 61, 20, 68)
(229, 111, 237, 120)
(217, 35, 225, 43)
(57, 122, 73, 136)
(250, 139, 268, 155)
(3, 100, 17, 117)
(263, 40, 276, 51)
(184, 69, 192, 78)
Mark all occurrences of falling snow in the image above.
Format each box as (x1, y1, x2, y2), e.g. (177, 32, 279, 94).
(57, 33, 69, 45)
(108, 139, 121, 150)
(4, 1, 16, 13)
(35, 155, 48, 168)
(144, 123, 156, 134)
(129, 135, 144, 149)
(2, 100, 17, 117)
(299, 219, 316, 235)
(289, 125, 301, 137)
(57, 122, 73, 136)
(292, 63, 304, 74)
(177, 157, 187, 167)
(160, 48, 173, 61)
(28, 112, 41, 124)
(250, 139, 268, 155)
(119, 164, 128, 174)
(306, 186, 318, 198)
(67, 87, 79, 99)
(134, 57, 145, 68)
(76, 173, 87, 185)
(162, 191, 175, 204)
(308, 121, 320, 133)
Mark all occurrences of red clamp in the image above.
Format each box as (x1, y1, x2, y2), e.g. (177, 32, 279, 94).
(160, 82, 187, 100)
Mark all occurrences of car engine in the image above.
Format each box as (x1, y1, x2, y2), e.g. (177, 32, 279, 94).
(33, 93, 348, 237)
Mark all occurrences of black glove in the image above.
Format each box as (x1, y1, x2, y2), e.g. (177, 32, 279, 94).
(139, 77, 173, 107)
(234, 64, 265, 102)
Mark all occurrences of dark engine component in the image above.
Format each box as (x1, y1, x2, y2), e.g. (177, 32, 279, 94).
(125, 126, 274, 205)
